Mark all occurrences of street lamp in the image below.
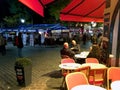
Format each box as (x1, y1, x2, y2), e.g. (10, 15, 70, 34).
(20, 18, 26, 32)
(20, 18, 25, 24)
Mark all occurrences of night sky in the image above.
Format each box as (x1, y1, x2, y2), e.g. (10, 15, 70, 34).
(0, 0, 10, 19)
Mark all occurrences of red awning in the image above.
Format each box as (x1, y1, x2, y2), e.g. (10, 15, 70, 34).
(19, 0, 54, 17)
(60, 0, 105, 22)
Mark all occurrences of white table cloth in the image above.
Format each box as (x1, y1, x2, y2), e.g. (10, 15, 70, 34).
(71, 85, 106, 90)
(82, 63, 107, 69)
(59, 63, 81, 70)
(75, 51, 89, 59)
(111, 80, 120, 90)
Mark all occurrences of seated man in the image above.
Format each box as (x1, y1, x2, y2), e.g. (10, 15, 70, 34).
(60, 42, 75, 59)
(70, 40, 80, 54)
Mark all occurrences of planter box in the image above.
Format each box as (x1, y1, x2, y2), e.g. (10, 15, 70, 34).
(15, 64, 32, 86)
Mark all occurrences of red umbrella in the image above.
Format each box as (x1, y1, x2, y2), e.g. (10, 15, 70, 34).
(19, 0, 54, 17)
(60, 0, 105, 22)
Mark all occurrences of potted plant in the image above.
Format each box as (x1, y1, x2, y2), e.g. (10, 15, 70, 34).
(14, 57, 32, 86)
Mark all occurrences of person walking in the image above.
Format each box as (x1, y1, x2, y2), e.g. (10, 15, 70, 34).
(16, 32, 24, 57)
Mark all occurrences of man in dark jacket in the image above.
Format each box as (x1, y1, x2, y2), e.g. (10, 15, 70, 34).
(60, 42, 75, 59)
(70, 40, 80, 54)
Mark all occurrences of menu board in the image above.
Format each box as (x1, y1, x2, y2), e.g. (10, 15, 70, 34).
(15, 66, 25, 85)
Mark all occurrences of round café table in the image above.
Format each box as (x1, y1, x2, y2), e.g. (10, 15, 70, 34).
(59, 63, 81, 73)
(111, 80, 120, 90)
(71, 85, 106, 90)
(82, 63, 107, 69)
(59, 63, 81, 70)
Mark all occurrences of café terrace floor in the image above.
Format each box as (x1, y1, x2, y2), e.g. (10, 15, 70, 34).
(0, 41, 95, 90)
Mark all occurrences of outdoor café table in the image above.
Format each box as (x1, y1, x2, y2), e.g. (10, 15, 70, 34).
(75, 51, 89, 64)
(111, 80, 120, 90)
(59, 63, 81, 73)
(82, 63, 107, 69)
(71, 85, 106, 90)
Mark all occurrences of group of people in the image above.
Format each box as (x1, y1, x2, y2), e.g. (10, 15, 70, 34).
(0, 32, 23, 57)
(13, 32, 41, 47)
(60, 40, 80, 61)
(14, 32, 41, 57)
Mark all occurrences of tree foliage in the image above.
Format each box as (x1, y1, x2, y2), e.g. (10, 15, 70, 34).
(2, 0, 72, 27)
(3, 0, 32, 27)
(48, 0, 71, 21)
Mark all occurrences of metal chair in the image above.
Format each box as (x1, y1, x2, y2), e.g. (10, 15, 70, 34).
(60, 58, 75, 88)
(65, 72, 89, 90)
(61, 58, 75, 64)
(89, 68, 107, 87)
(107, 67, 120, 90)
(85, 58, 99, 63)
(75, 66, 90, 80)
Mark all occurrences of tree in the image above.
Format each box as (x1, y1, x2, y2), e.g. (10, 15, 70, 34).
(3, 0, 32, 27)
(47, 0, 71, 21)
(2, 0, 72, 27)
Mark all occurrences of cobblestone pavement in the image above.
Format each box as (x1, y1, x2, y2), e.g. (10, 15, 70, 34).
(0, 41, 92, 90)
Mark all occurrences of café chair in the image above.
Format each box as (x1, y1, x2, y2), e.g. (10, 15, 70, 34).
(65, 72, 89, 90)
(61, 55, 70, 59)
(89, 68, 107, 87)
(61, 58, 75, 88)
(107, 67, 120, 90)
(61, 58, 75, 63)
(75, 66, 90, 80)
(85, 58, 99, 63)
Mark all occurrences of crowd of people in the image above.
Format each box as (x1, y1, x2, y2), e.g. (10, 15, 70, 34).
(1, 30, 106, 62)
(60, 31, 108, 65)
(13, 32, 41, 47)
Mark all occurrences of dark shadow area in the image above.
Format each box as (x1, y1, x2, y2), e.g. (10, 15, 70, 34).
(42, 70, 62, 78)
(45, 78, 64, 90)
(41, 70, 65, 90)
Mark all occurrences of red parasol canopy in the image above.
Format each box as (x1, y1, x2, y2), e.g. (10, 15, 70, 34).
(19, 0, 54, 17)
(60, 0, 106, 22)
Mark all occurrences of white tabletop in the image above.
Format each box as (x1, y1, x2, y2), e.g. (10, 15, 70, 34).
(111, 80, 120, 90)
(82, 63, 107, 69)
(75, 51, 89, 58)
(71, 85, 106, 90)
(59, 63, 81, 70)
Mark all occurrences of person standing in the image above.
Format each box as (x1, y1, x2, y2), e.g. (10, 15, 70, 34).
(38, 33, 41, 45)
(82, 33, 87, 45)
(29, 33, 34, 46)
(17, 32, 23, 57)
(0, 34, 6, 56)
(22, 32, 27, 46)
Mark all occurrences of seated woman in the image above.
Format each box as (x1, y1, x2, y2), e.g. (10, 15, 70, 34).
(70, 40, 80, 54)
(87, 43, 101, 62)
(60, 42, 75, 59)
